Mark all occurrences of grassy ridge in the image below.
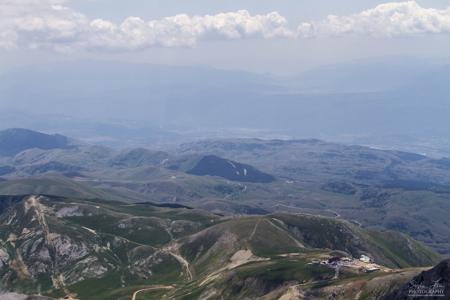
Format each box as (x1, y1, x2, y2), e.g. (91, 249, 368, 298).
(0, 195, 441, 300)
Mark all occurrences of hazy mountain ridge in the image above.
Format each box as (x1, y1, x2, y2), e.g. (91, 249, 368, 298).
(0, 129, 275, 184)
(1, 60, 450, 145)
(176, 139, 450, 255)
(0, 129, 72, 157)
(2, 129, 450, 256)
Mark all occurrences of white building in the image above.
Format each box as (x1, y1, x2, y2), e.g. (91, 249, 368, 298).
(359, 255, 371, 263)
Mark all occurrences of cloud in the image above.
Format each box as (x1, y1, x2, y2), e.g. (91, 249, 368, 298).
(88, 10, 294, 50)
(298, 1, 450, 38)
(0, 1, 293, 51)
(0, 0, 88, 51)
(1, 1, 450, 52)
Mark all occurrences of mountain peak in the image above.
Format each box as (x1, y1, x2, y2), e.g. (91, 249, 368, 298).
(187, 155, 275, 183)
(0, 128, 71, 156)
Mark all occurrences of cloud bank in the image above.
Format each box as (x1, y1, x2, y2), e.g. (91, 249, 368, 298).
(0, 0, 292, 51)
(298, 1, 450, 38)
(1, 1, 450, 52)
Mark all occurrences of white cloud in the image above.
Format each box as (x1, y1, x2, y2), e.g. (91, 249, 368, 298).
(1, 1, 450, 52)
(298, 1, 450, 38)
(87, 10, 294, 50)
(0, 1, 293, 51)
(0, 0, 88, 51)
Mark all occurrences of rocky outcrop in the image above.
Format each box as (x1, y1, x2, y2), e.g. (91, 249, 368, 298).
(0, 293, 55, 300)
(0, 196, 111, 290)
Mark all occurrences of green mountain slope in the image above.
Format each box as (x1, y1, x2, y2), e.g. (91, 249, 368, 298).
(0, 177, 130, 202)
(0, 195, 441, 300)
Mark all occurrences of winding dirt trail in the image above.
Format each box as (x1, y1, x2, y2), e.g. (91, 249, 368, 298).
(168, 248, 193, 281)
(129, 245, 190, 299)
(249, 219, 261, 240)
(131, 285, 174, 300)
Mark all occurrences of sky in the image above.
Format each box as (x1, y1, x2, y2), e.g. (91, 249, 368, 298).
(69, 0, 450, 21)
(1, 0, 450, 74)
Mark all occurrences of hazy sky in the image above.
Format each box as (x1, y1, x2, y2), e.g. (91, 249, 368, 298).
(1, 0, 450, 74)
(69, 0, 450, 20)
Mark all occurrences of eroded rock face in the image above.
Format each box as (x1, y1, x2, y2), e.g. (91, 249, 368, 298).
(130, 249, 171, 279)
(64, 256, 109, 285)
(0, 293, 55, 300)
(55, 206, 84, 218)
(0, 196, 113, 291)
(48, 234, 90, 262)
(0, 247, 10, 269)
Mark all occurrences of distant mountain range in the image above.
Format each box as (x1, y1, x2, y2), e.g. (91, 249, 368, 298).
(1, 59, 450, 147)
(1, 128, 450, 258)
(0, 128, 277, 185)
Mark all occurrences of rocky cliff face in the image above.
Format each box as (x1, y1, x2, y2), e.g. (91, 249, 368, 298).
(0, 196, 111, 292)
